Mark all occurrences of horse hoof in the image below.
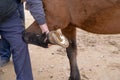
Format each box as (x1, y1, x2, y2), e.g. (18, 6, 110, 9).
(48, 29, 69, 48)
(69, 76, 81, 80)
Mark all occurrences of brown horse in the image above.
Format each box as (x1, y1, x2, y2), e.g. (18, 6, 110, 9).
(24, 0, 120, 80)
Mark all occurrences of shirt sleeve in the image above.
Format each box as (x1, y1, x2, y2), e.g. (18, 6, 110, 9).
(26, 0, 46, 25)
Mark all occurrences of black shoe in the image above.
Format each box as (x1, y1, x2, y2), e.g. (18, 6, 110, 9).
(0, 59, 10, 67)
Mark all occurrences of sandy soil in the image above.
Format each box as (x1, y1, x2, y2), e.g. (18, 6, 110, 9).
(0, 10, 120, 80)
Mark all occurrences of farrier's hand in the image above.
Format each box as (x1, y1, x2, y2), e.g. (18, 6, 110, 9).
(39, 23, 49, 34)
(39, 23, 51, 47)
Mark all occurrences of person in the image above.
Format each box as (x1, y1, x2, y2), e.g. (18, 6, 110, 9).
(0, 0, 25, 67)
(0, 0, 50, 80)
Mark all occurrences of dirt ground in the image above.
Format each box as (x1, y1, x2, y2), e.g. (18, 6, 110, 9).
(0, 10, 120, 80)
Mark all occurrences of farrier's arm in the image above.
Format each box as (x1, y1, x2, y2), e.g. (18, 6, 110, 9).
(26, 0, 49, 33)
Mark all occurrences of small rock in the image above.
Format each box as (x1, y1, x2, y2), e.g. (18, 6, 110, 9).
(100, 55, 104, 58)
(89, 69, 92, 71)
(96, 64, 99, 67)
(38, 68, 43, 73)
(51, 53, 55, 55)
(0, 69, 5, 74)
(82, 74, 89, 80)
(112, 51, 119, 54)
(109, 41, 117, 45)
(50, 65, 54, 68)
(50, 76, 53, 78)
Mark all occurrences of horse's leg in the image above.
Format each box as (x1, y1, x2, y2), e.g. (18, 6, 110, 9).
(25, 21, 42, 34)
(62, 25, 80, 80)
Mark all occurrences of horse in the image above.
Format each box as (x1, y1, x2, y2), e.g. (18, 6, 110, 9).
(23, 0, 120, 80)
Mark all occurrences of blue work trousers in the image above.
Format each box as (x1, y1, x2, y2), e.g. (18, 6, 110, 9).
(0, 11, 33, 80)
(0, 2, 25, 61)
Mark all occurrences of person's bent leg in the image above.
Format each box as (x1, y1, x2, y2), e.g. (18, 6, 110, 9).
(0, 11, 33, 80)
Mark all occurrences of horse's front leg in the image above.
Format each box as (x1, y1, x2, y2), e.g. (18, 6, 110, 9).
(62, 25, 80, 80)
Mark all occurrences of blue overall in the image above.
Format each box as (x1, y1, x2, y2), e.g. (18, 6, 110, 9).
(0, 10, 33, 80)
(0, 2, 24, 62)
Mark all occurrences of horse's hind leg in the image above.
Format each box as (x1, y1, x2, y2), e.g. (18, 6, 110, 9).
(62, 25, 80, 80)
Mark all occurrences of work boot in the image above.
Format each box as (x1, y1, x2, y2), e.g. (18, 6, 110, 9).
(0, 57, 9, 67)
